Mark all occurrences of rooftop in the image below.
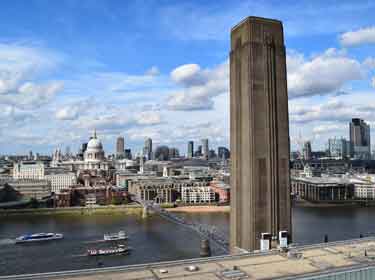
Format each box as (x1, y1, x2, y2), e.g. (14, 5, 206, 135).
(3, 237, 375, 280)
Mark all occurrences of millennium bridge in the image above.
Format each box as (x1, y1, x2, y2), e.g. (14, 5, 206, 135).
(134, 195, 230, 254)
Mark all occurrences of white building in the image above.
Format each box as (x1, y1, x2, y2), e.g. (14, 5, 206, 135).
(13, 162, 44, 180)
(45, 172, 77, 194)
(85, 194, 97, 207)
(7, 179, 51, 200)
(355, 184, 375, 199)
(181, 186, 215, 204)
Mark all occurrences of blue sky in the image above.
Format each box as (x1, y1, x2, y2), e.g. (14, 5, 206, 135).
(0, 0, 375, 155)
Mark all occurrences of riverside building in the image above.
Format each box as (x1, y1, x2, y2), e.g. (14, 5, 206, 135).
(13, 161, 44, 180)
(7, 179, 51, 200)
(181, 185, 215, 204)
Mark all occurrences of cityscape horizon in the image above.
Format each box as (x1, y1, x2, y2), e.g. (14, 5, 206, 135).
(2, 1, 375, 279)
(0, 1, 374, 155)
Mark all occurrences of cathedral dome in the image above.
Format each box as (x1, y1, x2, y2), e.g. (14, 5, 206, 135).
(87, 138, 103, 150)
(84, 130, 105, 163)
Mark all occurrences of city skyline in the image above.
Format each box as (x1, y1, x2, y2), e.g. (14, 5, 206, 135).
(0, 1, 375, 154)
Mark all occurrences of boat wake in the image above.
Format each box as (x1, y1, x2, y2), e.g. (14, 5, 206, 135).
(0, 238, 15, 245)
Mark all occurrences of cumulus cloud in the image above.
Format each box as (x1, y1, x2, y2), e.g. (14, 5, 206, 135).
(287, 49, 363, 98)
(136, 111, 162, 125)
(171, 64, 204, 86)
(0, 81, 63, 109)
(167, 48, 365, 111)
(363, 57, 375, 69)
(312, 124, 346, 134)
(126, 127, 162, 142)
(55, 106, 80, 121)
(73, 109, 162, 134)
(340, 26, 375, 47)
(289, 97, 375, 125)
(167, 61, 228, 111)
(0, 43, 63, 109)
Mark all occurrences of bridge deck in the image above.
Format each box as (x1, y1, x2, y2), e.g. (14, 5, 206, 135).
(3, 237, 375, 279)
(139, 199, 229, 253)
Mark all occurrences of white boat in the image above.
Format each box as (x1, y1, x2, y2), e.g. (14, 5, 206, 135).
(103, 231, 127, 241)
(15, 233, 63, 244)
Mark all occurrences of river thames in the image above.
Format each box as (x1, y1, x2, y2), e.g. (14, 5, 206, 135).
(1, 206, 375, 276)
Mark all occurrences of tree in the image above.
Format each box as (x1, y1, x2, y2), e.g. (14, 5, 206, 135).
(111, 196, 123, 205)
(29, 198, 39, 208)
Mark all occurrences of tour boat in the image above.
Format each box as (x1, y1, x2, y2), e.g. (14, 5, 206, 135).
(15, 233, 64, 244)
(87, 244, 130, 256)
(103, 230, 128, 241)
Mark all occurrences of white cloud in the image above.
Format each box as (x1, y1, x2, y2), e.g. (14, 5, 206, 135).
(126, 126, 163, 146)
(72, 108, 162, 135)
(363, 57, 375, 69)
(340, 26, 375, 47)
(372, 77, 375, 88)
(313, 124, 346, 134)
(0, 81, 63, 109)
(167, 61, 228, 111)
(55, 106, 79, 121)
(289, 95, 375, 127)
(171, 64, 203, 86)
(0, 43, 63, 109)
(136, 111, 161, 125)
(287, 49, 362, 98)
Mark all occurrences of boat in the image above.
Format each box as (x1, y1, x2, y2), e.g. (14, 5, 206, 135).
(103, 231, 128, 241)
(87, 244, 130, 256)
(15, 233, 64, 244)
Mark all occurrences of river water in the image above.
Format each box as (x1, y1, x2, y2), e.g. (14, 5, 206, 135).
(1, 206, 375, 276)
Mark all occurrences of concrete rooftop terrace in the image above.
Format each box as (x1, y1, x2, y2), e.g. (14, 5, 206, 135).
(3, 237, 375, 280)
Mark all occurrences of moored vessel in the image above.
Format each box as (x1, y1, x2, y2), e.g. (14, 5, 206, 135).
(103, 230, 128, 241)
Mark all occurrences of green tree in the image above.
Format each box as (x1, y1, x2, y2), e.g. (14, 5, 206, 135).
(29, 198, 39, 208)
(111, 196, 123, 205)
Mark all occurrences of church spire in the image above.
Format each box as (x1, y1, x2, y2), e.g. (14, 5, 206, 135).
(93, 128, 97, 139)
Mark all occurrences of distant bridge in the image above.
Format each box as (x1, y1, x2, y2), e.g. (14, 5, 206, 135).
(132, 196, 229, 254)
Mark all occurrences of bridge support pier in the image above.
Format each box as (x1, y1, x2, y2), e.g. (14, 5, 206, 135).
(200, 239, 211, 257)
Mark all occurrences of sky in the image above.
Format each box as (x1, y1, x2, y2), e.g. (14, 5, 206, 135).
(0, 0, 375, 155)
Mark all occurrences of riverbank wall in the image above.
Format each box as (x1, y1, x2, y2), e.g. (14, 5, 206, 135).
(293, 200, 375, 207)
(0, 205, 143, 217)
(166, 206, 230, 213)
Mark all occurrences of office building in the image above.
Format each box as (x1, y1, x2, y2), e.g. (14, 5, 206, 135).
(350, 118, 371, 159)
(7, 179, 51, 200)
(230, 17, 291, 251)
(154, 146, 169, 161)
(124, 149, 132, 160)
(291, 177, 354, 202)
(168, 147, 179, 159)
(328, 137, 350, 159)
(194, 145, 202, 157)
(45, 172, 77, 194)
(181, 186, 215, 204)
(218, 147, 230, 160)
(143, 138, 153, 160)
(302, 141, 312, 160)
(202, 139, 209, 160)
(116, 136, 125, 158)
(187, 141, 194, 159)
(13, 162, 45, 180)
